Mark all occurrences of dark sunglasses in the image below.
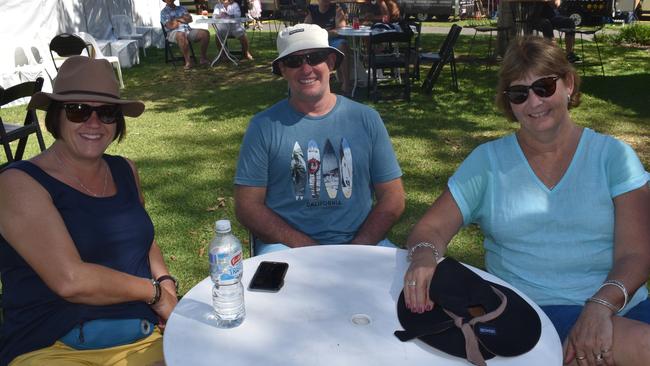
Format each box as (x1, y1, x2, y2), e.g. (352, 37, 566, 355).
(63, 103, 121, 124)
(282, 50, 331, 69)
(503, 76, 561, 105)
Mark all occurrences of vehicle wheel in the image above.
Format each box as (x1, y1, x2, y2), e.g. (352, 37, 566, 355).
(434, 14, 451, 21)
(568, 11, 584, 26)
(416, 13, 430, 22)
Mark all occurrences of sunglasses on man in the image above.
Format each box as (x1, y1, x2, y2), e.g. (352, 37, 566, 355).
(63, 103, 122, 124)
(503, 76, 561, 105)
(281, 50, 332, 69)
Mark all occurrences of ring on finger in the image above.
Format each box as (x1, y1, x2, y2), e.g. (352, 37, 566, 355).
(406, 280, 416, 286)
(576, 355, 586, 361)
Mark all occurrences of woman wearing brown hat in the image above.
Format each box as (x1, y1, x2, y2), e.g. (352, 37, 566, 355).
(0, 56, 176, 365)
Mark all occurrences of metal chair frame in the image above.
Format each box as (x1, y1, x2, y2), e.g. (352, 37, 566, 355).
(420, 24, 462, 94)
(0, 78, 46, 168)
(161, 22, 197, 66)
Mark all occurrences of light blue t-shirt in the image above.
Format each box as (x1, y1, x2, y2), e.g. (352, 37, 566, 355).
(448, 128, 648, 311)
(235, 96, 402, 244)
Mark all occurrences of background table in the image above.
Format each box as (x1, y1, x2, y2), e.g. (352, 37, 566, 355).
(195, 17, 248, 66)
(164, 245, 562, 366)
(338, 26, 372, 98)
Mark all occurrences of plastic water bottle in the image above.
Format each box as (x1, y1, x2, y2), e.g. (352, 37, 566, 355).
(208, 219, 245, 328)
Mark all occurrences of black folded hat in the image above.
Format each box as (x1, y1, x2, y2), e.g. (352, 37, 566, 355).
(395, 257, 541, 366)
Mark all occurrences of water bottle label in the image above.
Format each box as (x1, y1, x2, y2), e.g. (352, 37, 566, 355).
(212, 250, 242, 282)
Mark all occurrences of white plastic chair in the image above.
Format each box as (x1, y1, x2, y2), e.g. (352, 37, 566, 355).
(111, 15, 151, 57)
(76, 32, 125, 89)
(13, 45, 53, 92)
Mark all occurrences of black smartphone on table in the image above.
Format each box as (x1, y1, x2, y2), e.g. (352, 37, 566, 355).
(248, 261, 289, 292)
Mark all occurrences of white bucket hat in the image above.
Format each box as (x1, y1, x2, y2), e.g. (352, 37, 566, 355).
(272, 23, 344, 75)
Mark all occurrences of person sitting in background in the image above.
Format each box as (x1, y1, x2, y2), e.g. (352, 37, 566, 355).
(363, 0, 401, 23)
(534, 0, 579, 63)
(234, 24, 405, 256)
(161, 0, 210, 69)
(304, 0, 352, 96)
(214, 0, 254, 60)
(385, 0, 401, 22)
(403, 36, 650, 366)
(0, 56, 178, 365)
(246, 0, 263, 30)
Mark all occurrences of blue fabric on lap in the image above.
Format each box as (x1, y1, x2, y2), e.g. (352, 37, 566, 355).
(541, 298, 650, 342)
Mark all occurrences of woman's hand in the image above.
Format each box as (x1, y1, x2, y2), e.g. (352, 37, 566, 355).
(151, 284, 178, 332)
(564, 302, 615, 366)
(403, 248, 437, 313)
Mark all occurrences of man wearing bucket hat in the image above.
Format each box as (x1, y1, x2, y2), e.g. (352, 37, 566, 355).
(235, 23, 404, 256)
(0, 56, 177, 365)
(305, 0, 352, 95)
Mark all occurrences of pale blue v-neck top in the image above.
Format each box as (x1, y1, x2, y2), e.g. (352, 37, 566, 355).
(448, 128, 649, 311)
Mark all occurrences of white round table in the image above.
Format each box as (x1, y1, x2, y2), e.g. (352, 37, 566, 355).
(163, 245, 562, 365)
(195, 17, 248, 66)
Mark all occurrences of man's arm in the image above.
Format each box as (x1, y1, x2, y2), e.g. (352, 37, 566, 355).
(350, 177, 405, 245)
(235, 185, 318, 247)
(335, 5, 347, 29)
(164, 8, 193, 29)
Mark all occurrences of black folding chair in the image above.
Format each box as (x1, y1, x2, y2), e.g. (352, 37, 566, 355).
(558, 25, 605, 77)
(1, 78, 46, 168)
(161, 22, 197, 66)
(420, 24, 462, 94)
(366, 27, 413, 102)
(49, 33, 93, 71)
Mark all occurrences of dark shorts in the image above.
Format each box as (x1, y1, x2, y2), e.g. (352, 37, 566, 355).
(541, 298, 650, 342)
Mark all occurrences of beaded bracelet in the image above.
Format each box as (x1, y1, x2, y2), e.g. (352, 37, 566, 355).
(586, 296, 618, 313)
(157, 274, 178, 292)
(599, 280, 628, 312)
(407, 242, 440, 262)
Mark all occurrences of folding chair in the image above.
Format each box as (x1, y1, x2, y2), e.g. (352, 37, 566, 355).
(0, 77, 46, 168)
(464, 22, 511, 71)
(420, 24, 462, 94)
(407, 21, 423, 81)
(366, 27, 413, 102)
(558, 25, 605, 77)
(49, 33, 92, 71)
(161, 22, 197, 66)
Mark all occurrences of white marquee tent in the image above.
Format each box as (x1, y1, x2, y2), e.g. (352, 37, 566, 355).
(1, 0, 170, 99)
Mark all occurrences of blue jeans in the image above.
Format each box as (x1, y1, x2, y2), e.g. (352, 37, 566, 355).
(255, 238, 397, 256)
(541, 298, 650, 342)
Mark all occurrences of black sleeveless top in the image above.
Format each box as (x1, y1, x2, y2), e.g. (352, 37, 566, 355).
(0, 155, 157, 365)
(309, 4, 340, 31)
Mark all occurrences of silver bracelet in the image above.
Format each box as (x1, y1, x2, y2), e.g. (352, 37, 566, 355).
(586, 296, 618, 313)
(407, 242, 440, 262)
(599, 280, 628, 312)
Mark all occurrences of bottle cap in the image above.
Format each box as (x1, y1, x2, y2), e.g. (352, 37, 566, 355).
(215, 219, 231, 233)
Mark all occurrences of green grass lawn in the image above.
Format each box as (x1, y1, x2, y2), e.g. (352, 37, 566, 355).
(2, 28, 649, 294)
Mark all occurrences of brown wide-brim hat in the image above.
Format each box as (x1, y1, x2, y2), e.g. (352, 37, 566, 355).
(28, 56, 144, 117)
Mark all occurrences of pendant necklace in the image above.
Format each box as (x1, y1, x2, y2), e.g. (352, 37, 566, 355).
(51, 149, 108, 197)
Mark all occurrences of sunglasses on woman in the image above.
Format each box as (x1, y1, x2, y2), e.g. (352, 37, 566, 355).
(503, 76, 561, 105)
(281, 50, 331, 69)
(63, 103, 121, 124)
